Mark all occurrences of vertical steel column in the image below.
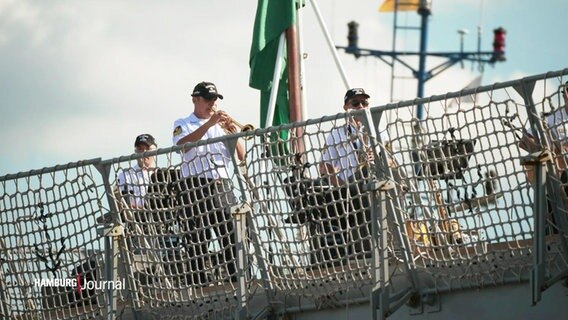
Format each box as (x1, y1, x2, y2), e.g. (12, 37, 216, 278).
(415, 1, 431, 120)
(522, 152, 549, 305)
(98, 159, 145, 318)
(369, 179, 395, 320)
(95, 162, 119, 320)
(365, 107, 414, 318)
(102, 225, 124, 320)
(232, 203, 249, 320)
(103, 228, 117, 319)
(514, 78, 568, 304)
(369, 108, 421, 315)
(224, 136, 272, 319)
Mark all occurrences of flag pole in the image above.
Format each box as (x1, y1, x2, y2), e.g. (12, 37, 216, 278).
(286, 23, 305, 156)
(286, 25, 301, 124)
(296, 1, 308, 121)
(309, 0, 351, 89)
(265, 33, 286, 129)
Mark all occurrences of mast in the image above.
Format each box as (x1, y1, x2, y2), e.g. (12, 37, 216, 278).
(415, 0, 431, 120)
(286, 23, 304, 155)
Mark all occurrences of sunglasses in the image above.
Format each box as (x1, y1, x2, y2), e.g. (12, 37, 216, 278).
(135, 145, 156, 154)
(350, 99, 369, 107)
(203, 96, 218, 102)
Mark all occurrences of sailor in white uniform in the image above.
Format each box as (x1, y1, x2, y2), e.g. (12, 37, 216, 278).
(171, 81, 244, 285)
(117, 134, 158, 209)
(315, 88, 393, 263)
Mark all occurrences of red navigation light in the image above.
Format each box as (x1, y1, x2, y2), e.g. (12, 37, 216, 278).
(492, 27, 506, 62)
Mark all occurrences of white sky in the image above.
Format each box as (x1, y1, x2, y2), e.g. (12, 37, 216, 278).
(0, 0, 566, 176)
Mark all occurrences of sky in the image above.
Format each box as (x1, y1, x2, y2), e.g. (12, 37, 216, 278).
(0, 0, 566, 176)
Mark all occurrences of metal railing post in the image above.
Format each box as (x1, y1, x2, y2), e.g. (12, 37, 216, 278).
(369, 180, 395, 320)
(514, 79, 568, 298)
(224, 136, 271, 319)
(94, 162, 119, 320)
(232, 203, 250, 320)
(522, 150, 551, 305)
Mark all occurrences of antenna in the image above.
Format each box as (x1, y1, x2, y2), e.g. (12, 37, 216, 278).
(336, 1, 506, 120)
(458, 29, 468, 68)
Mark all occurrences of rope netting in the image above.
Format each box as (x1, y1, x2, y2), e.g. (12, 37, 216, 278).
(0, 163, 107, 319)
(388, 75, 568, 288)
(242, 114, 396, 297)
(1, 69, 568, 319)
(106, 150, 245, 319)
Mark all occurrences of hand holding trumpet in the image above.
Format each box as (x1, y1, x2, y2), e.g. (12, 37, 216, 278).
(211, 106, 255, 138)
(209, 107, 236, 133)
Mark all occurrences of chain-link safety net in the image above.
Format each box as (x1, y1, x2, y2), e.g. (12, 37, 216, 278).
(106, 144, 246, 319)
(386, 74, 568, 291)
(1, 69, 568, 319)
(241, 112, 397, 299)
(0, 161, 108, 319)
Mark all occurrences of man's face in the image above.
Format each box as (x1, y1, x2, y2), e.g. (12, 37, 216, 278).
(194, 95, 218, 114)
(135, 143, 157, 169)
(344, 94, 370, 111)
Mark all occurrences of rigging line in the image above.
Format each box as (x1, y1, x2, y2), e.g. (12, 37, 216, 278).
(479, 0, 485, 28)
(477, 0, 485, 72)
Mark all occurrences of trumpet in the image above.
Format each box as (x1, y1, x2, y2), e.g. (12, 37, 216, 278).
(356, 129, 375, 173)
(345, 118, 375, 180)
(212, 106, 255, 139)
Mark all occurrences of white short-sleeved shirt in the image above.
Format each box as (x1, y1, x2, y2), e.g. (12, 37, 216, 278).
(116, 164, 152, 208)
(526, 106, 568, 145)
(321, 125, 389, 183)
(172, 113, 231, 179)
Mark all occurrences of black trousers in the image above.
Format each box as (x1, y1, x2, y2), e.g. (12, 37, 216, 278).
(311, 183, 370, 264)
(284, 177, 371, 265)
(178, 177, 237, 285)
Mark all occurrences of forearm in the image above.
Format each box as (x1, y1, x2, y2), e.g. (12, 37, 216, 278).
(235, 141, 245, 161)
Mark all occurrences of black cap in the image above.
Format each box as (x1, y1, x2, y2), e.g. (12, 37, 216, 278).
(191, 81, 224, 100)
(134, 134, 157, 148)
(344, 88, 370, 102)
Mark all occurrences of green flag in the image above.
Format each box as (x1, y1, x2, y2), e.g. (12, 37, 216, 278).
(249, 0, 296, 148)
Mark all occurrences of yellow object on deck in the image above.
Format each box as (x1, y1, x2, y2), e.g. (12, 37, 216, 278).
(378, 0, 420, 12)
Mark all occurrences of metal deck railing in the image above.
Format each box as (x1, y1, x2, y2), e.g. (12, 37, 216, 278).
(1, 68, 568, 319)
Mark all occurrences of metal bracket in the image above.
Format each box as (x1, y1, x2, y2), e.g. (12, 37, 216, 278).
(97, 224, 124, 237)
(365, 179, 396, 193)
(520, 149, 552, 166)
(231, 202, 251, 217)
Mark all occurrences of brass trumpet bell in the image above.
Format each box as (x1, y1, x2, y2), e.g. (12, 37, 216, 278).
(233, 121, 255, 140)
(238, 123, 255, 133)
